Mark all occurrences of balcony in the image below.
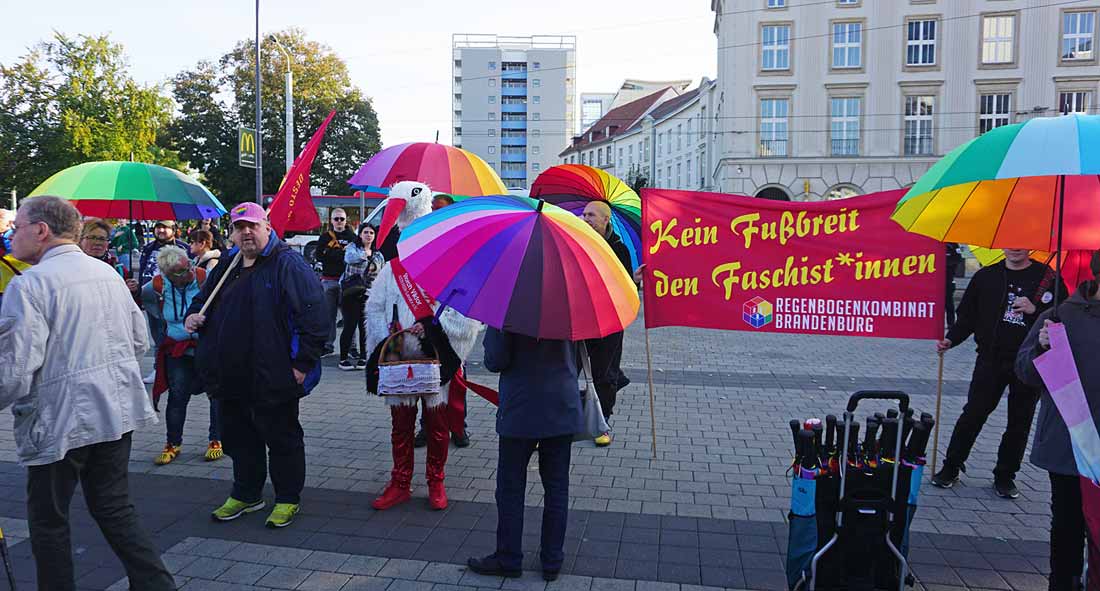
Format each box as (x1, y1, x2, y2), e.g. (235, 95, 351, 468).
(830, 139, 859, 157)
(502, 70, 528, 81)
(502, 103, 527, 114)
(501, 120, 527, 130)
(501, 136, 527, 146)
(501, 152, 527, 163)
(758, 139, 788, 157)
(501, 85, 527, 97)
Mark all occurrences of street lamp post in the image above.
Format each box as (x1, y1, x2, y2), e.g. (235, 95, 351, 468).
(269, 36, 294, 174)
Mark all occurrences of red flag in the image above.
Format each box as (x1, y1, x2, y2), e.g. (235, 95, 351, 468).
(267, 110, 335, 237)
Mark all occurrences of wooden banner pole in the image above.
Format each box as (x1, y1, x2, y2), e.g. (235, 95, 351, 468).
(930, 351, 945, 477)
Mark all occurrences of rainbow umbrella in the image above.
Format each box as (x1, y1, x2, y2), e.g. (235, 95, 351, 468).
(29, 161, 226, 220)
(969, 246, 1097, 289)
(348, 142, 507, 196)
(530, 164, 642, 270)
(396, 194, 639, 341)
(893, 114, 1100, 306)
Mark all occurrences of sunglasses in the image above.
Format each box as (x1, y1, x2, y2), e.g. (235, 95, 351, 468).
(332, 217, 346, 222)
(166, 267, 193, 279)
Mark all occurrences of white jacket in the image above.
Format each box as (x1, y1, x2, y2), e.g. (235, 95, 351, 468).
(0, 244, 157, 466)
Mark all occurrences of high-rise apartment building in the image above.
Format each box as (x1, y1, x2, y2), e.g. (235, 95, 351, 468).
(452, 34, 576, 189)
(711, 0, 1100, 200)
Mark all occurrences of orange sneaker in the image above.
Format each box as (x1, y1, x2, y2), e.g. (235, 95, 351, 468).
(154, 444, 180, 466)
(204, 441, 223, 461)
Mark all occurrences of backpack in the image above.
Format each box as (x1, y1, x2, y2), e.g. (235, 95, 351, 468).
(152, 267, 207, 314)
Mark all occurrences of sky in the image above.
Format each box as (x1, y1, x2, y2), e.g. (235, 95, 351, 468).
(2, 0, 717, 148)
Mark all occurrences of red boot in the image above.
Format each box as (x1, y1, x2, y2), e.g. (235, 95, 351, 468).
(423, 403, 450, 510)
(373, 404, 416, 510)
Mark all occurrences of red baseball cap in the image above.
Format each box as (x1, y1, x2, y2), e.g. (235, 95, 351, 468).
(230, 202, 267, 225)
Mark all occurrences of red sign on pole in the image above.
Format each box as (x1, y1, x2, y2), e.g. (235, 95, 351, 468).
(641, 189, 944, 339)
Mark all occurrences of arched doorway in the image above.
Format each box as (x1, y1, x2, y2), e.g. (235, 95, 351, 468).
(755, 185, 791, 201)
(825, 184, 861, 200)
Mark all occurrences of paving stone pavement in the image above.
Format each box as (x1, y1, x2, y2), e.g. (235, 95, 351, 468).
(0, 320, 1056, 590)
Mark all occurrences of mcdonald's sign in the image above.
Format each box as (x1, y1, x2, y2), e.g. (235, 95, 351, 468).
(238, 126, 257, 168)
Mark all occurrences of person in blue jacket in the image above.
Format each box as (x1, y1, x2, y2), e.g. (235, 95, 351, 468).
(184, 202, 326, 529)
(467, 327, 584, 582)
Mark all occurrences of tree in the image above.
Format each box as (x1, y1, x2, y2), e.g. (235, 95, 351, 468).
(0, 33, 182, 197)
(168, 28, 381, 206)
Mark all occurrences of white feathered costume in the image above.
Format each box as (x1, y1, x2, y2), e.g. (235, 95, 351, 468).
(364, 180, 482, 511)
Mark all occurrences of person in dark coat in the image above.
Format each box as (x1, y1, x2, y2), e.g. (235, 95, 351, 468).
(467, 327, 584, 582)
(184, 202, 327, 529)
(580, 201, 632, 447)
(313, 208, 357, 356)
(932, 249, 1067, 499)
(944, 243, 963, 328)
(1016, 251, 1100, 591)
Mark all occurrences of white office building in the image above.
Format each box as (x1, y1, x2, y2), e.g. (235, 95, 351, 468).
(579, 79, 692, 134)
(452, 34, 576, 189)
(710, 0, 1100, 200)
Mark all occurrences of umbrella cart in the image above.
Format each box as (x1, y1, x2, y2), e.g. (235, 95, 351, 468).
(787, 391, 935, 591)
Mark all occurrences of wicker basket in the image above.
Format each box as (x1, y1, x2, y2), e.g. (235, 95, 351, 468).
(377, 329, 441, 397)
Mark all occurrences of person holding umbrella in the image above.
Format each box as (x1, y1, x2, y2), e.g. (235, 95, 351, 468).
(1015, 251, 1100, 591)
(932, 248, 1066, 498)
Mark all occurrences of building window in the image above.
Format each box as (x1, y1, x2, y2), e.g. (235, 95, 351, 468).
(502, 113, 525, 121)
(1063, 11, 1096, 61)
(767, 0, 785, 7)
(904, 95, 934, 156)
(979, 93, 1011, 134)
(532, 113, 541, 121)
(489, 79, 497, 87)
(532, 129, 541, 137)
(906, 19, 937, 66)
(826, 184, 860, 200)
(837, 0, 858, 5)
(762, 24, 791, 70)
(489, 96, 496, 104)
(759, 98, 789, 156)
(1060, 91, 1092, 114)
(676, 163, 682, 187)
(533, 96, 541, 104)
(686, 158, 692, 186)
(532, 62, 541, 69)
(981, 14, 1016, 65)
(532, 163, 540, 171)
(832, 22, 862, 68)
(488, 146, 496, 154)
(488, 61, 497, 70)
(488, 112, 496, 120)
(657, 133, 663, 156)
(488, 129, 497, 136)
(532, 146, 541, 155)
(676, 124, 683, 150)
(830, 97, 860, 156)
(667, 166, 672, 185)
(532, 79, 541, 87)
(489, 161, 497, 169)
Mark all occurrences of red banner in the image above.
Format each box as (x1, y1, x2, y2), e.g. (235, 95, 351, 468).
(642, 189, 944, 339)
(268, 110, 335, 237)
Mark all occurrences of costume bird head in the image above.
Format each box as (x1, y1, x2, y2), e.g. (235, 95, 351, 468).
(376, 180, 433, 249)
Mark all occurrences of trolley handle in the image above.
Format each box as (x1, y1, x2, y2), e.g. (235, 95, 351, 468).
(846, 390, 909, 414)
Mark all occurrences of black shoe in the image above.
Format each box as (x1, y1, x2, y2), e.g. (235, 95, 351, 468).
(467, 555, 521, 578)
(349, 347, 359, 359)
(414, 430, 427, 448)
(994, 477, 1020, 499)
(931, 464, 961, 488)
(338, 358, 357, 371)
(543, 570, 559, 582)
(452, 431, 470, 448)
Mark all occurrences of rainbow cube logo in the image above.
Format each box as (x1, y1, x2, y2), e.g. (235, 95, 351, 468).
(743, 297, 774, 329)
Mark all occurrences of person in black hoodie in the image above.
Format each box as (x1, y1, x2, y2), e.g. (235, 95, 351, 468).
(932, 248, 1067, 499)
(1016, 251, 1100, 591)
(580, 201, 633, 447)
(313, 208, 357, 356)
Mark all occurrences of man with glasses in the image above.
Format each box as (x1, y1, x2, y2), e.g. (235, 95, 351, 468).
(314, 208, 357, 356)
(0, 196, 175, 590)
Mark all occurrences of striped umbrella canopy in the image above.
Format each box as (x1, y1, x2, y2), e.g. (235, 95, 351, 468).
(29, 161, 226, 220)
(396, 194, 639, 341)
(348, 142, 507, 196)
(531, 164, 643, 270)
(892, 114, 1100, 252)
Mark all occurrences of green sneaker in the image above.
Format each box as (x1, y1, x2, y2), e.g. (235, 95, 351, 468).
(265, 503, 300, 529)
(211, 497, 265, 522)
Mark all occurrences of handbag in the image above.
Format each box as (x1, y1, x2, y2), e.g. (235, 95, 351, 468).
(376, 328, 441, 397)
(574, 342, 610, 443)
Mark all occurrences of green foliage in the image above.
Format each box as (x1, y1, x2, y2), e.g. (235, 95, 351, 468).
(169, 28, 381, 206)
(0, 33, 182, 197)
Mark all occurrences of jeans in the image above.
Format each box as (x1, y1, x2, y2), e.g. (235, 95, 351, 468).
(339, 291, 365, 360)
(944, 355, 1040, 480)
(495, 434, 572, 572)
(164, 356, 221, 446)
(26, 433, 175, 591)
(1048, 472, 1085, 591)
(221, 398, 306, 505)
(321, 279, 341, 354)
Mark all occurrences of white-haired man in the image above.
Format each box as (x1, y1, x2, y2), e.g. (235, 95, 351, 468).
(0, 195, 175, 590)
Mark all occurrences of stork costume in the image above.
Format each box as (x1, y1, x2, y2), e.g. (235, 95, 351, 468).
(365, 181, 482, 511)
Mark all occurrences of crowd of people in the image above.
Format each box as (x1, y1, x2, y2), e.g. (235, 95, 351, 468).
(0, 192, 1094, 590)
